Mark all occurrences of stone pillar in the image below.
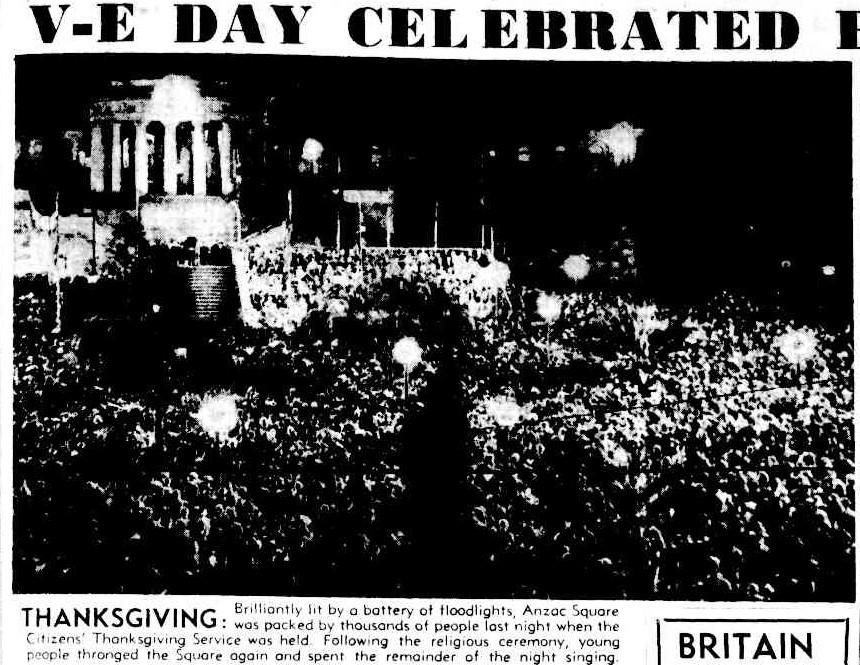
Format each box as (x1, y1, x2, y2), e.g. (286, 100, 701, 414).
(111, 122, 122, 193)
(385, 204, 393, 248)
(163, 122, 177, 195)
(90, 124, 105, 192)
(135, 122, 148, 197)
(218, 121, 233, 196)
(192, 122, 206, 196)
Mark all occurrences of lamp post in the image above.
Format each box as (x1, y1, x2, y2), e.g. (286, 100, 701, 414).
(536, 293, 562, 365)
(393, 337, 423, 400)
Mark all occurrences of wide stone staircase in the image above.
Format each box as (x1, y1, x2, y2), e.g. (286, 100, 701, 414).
(185, 264, 239, 322)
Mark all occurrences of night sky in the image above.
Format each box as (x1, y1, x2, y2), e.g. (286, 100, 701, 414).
(16, 55, 852, 294)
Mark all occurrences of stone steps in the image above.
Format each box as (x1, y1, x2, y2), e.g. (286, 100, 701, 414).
(186, 265, 238, 322)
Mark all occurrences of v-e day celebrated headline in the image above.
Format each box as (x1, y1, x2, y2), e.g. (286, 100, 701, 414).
(24, 4, 860, 51)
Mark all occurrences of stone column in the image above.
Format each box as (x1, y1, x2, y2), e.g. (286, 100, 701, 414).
(192, 122, 206, 196)
(163, 122, 177, 195)
(385, 203, 393, 248)
(111, 122, 122, 193)
(135, 123, 148, 197)
(90, 124, 105, 192)
(218, 121, 233, 196)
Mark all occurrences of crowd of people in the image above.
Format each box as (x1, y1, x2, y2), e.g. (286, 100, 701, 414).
(460, 289, 853, 598)
(12, 241, 854, 598)
(14, 277, 438, 593)
(245, 239, 502, 333)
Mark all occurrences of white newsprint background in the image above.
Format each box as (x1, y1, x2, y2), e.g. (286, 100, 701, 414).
(0, 1, 858, 664)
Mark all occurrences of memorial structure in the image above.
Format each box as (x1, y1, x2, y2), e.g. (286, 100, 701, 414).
(15, 64, 643, 285)
(88, 74, 243, 245)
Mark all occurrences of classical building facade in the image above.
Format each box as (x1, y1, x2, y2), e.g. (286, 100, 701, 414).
(17, 69, 642, 264)
(88, 75, 244, 245)
(89, 75, 240, 201)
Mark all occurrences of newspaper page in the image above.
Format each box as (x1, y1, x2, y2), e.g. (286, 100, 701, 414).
(0, 1, 856, 664)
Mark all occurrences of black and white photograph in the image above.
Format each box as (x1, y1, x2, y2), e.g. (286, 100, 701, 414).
(12, 54, 854, 600)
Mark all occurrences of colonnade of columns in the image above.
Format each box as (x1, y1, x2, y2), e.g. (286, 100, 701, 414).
(89, 119, 234, 197)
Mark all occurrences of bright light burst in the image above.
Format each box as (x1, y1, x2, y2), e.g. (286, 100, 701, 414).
(588, 121, 643, 166)
(536, 292, 563, 323)
(302, 137, 324, 163)
(147, 75, 204, 125)
(776, 328, 818, 366)
(392, 337, 423, 372)
(484, 395, 525, 428)
(194, 393, 239, 439)
(561, 254, 590, 282)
